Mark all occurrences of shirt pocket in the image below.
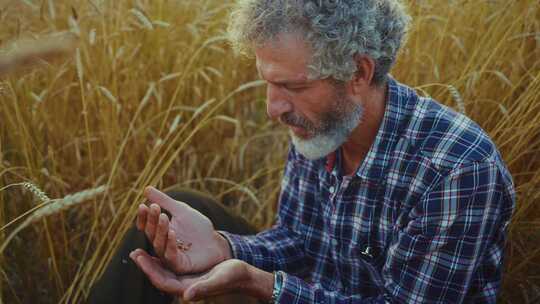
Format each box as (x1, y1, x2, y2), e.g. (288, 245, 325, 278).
(339, 242, 387, 296)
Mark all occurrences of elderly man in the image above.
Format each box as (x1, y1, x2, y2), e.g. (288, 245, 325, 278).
(90, 0, 515, 303)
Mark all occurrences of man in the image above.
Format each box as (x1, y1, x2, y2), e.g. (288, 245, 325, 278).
(92, 0, 515, 303)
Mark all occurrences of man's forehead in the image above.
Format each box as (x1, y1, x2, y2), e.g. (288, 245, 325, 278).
(255, 58, 311, 83)
(253, 32, 314, 83)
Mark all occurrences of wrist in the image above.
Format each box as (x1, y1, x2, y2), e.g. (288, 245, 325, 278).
(270, 271, 284, 303)
(244, 264, 274, 301)
(214, 231, 232, 261)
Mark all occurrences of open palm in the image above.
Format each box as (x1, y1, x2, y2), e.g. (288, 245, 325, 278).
(137, 186, 229, 274)
(130, 248, 249, 302)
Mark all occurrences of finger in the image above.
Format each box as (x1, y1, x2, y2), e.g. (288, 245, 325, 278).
(183, 282, 202, 301)
(153, 213, 170, 258)
(145, 203, 160, 241)
(130, 249, 164, 267)
(129, 248, 144, 261)
(165, 229, 183, 273)
(136, 204, 149, 231)
(176, 273, 207, 291)
(129, 250, 183, 294)
(184, 278, 218, 302)
(130, 248, 153, 262)
(144, 186, 189, 214)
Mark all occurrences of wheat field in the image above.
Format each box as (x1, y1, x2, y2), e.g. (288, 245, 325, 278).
(0, 0, 538, 303)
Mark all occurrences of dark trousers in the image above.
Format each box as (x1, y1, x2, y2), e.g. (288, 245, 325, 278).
(87, 189, 257, 304)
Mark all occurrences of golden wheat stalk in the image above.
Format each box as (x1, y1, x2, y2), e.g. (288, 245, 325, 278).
(0, 32, 78, 76)
(22, 182, 51, 202)
(0, 183, 108, 254)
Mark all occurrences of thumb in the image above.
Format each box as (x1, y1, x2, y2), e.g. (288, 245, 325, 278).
(144, 186, 187, 214)
(184, 278, 215, 302)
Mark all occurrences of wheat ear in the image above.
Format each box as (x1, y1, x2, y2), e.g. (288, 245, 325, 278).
(448, 85, 466, 114)
(0, 184, 107, 253)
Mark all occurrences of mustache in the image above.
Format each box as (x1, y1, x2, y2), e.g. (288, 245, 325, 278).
(280, 112, 313, 129)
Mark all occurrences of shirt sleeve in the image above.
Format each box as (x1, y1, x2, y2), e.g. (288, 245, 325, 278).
(269, 160, 514, 304)
(219, 146, 311, 276)
(219, 225, 308, 274)
(384, 160, 515, 303)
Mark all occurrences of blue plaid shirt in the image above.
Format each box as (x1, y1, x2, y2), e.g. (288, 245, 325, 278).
(222, 77, 515, 303)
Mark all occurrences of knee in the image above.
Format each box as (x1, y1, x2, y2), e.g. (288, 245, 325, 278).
(164, 188, 221, 218)
(163, 188, 257, 235)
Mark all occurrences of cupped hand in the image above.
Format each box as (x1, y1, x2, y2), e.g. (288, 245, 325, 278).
(180, 259, 253, 302)
(129, 249, 189, 295)
(130, 249, 252, 302)
(136, 186, 231, 274)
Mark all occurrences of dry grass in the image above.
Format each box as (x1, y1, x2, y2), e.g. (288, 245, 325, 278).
(0, 0, 538, 303)
(0, 32, 78, 76)
(0, 183, 107, 256)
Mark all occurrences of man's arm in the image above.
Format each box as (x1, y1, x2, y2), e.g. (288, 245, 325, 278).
(243, 160, 514, 303)
(133, 160, 514, 303)
(219, 223, 309, 275)
(135, 146, 310, 279)
(217, 146, 311, 276)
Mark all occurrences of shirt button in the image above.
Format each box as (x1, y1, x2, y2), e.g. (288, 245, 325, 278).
(329, 186, 335, 193)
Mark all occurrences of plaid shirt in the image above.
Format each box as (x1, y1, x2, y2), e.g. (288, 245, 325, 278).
(221, 76, 515, 303)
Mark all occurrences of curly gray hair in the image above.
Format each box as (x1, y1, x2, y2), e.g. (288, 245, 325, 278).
(228, 0, 411, 86)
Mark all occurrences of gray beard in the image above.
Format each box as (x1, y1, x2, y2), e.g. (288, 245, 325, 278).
(291, 103, 363, 160)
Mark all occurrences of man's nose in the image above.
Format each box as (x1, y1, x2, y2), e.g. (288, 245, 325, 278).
(266, 83, 293, 120)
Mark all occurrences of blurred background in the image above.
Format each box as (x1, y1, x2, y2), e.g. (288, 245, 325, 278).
(0, 0, 538, 303)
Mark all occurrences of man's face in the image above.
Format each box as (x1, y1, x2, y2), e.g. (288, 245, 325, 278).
(255, 33, 363, 159)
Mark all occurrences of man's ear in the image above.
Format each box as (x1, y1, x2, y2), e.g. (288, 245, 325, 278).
(350, 54, 376, 94)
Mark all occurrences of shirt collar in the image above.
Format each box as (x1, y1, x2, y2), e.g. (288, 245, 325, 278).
(325, 75, 416, 181)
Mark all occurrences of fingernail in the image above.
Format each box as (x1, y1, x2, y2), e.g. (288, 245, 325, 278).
(185, 290, 195, 301)
(144, 186, 152, 195)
